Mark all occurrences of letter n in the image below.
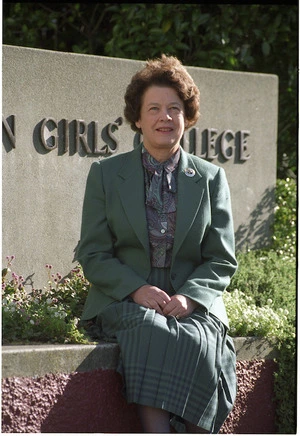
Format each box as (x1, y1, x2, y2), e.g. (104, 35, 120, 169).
(2, 115, 16, 148)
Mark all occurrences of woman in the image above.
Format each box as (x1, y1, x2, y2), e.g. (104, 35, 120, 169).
(77, 55, 238, 433)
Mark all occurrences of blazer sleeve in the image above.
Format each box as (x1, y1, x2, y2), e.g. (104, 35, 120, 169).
(177, 167, 238, 311)
(76, 161, 148, 301)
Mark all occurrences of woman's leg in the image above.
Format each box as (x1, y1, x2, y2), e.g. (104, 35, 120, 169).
(184, 420, 209, 434)
(137, 404, 171, 433)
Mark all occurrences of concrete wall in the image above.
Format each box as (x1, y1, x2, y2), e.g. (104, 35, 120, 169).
(2, 340, 278, 433)
(2, 45, 278, 289)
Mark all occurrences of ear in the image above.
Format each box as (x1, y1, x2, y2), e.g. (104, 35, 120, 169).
(135, 120, 141, 130)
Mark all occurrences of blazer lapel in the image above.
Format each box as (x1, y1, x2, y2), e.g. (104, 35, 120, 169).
(173, 149, 204, 258)
(116, 146, 205, 260)
(116, 146, 150, 254)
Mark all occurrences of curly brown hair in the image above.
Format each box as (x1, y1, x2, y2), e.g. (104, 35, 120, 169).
(124, 54, 200, 133)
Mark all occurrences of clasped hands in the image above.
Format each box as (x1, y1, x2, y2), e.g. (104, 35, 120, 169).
(130, 284, 199, 319)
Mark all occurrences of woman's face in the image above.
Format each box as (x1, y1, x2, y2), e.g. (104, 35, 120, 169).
(135, 85, 187, 159)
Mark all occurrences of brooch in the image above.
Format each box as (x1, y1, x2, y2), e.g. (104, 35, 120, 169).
(184, 168, 196, 177)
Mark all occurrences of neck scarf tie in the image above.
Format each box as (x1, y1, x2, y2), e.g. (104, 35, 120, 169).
(142, 147, 180, 213)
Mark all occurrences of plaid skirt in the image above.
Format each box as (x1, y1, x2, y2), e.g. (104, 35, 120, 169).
(93, 268, 236, 433)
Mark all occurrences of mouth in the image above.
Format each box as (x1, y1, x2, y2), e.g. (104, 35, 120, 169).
(156, 128, 173, 132)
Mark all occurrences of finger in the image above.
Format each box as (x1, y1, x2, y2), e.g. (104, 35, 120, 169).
(154, 305, 164, 316)
(148, 299, 165, 316)
(163, 301, 178, 316)
(156, 290, 171, 303)
(157, 297, 170, 309)
(141, 300, 150, 309)
(169, 309, 181, 318)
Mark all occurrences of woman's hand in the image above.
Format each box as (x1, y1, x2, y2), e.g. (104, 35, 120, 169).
(130, 285, 172, 315)
(163, 295, 199, 319)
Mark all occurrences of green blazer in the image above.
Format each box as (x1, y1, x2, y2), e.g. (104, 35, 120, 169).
(77, 144, 237, 327)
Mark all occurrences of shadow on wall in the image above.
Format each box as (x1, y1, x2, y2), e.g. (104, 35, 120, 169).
(39, 346, 143, 433)
(40, 368, 143, 433)
(235, 186, 275, 252)
(220, 359, 278, 434)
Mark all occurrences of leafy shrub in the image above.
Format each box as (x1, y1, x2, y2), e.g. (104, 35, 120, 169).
(273, 332, 296, 434)
(228, 178, 296, 315)
(227, 249, 296, 323)
(224, 284, 296, 433)
(1, 177, 296, 432)
(225, 177, 297, 434)
(224, 289, 290, 338)
(272, 177, 296, 259)
(2, 258, 89, 344)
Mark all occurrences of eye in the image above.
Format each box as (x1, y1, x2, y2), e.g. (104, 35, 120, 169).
(149, 106, 159, 112)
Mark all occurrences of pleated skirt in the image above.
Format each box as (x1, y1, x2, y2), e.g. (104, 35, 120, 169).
(94, 268, 237, 433)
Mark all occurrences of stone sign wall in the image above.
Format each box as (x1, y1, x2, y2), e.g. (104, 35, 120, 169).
(2, 45, 278, 289)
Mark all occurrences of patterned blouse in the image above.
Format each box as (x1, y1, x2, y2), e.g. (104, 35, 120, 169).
(142, 147, 180, 268)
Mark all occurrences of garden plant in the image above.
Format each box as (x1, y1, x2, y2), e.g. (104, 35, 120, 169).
(2, 178, 296, 432)
(2, 4, 296, 433)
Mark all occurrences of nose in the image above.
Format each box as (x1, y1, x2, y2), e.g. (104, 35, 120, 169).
(160, 109, 172, 121)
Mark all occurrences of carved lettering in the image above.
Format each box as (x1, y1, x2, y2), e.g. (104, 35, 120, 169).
(220, 130, 235, 160)
(62, 119, 69, 153)
(2, 115, 16, 148)
(40, 118, 58, 150)
(75, 119, 92, 154)
(98, 117, 123, 155)
(206, 128, 218, 160)
(107, 117, 123, 153)
(93, 121, 100, 153)
(238, 130, 251, 161)
(191, 127, 206, 158)
(3, 115, 251, 163)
